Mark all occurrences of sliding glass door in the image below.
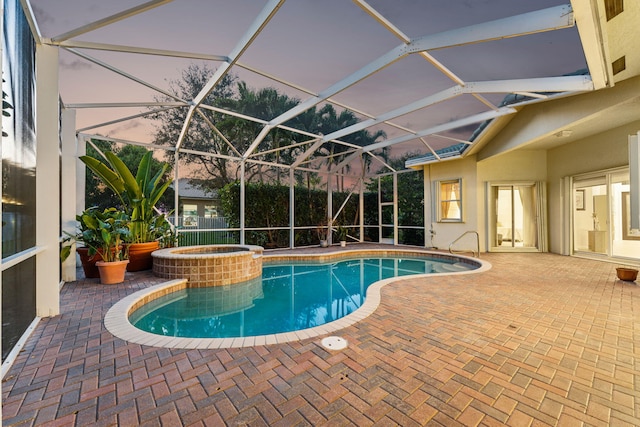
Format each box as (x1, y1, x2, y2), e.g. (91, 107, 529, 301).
(573, 169, 640, 260)
(611, 171, 640, 258)
(573, 176, 608, 255)
(488, 183, 543, 251)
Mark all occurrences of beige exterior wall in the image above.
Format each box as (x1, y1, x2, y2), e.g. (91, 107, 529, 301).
(606, 0, 640, 83)
(546, 120, 640, 253)
(421, 151, 549, 252)
(420, 120, 639, 256)
(423, 156, 479, 252)
(477, 150, 548, 182)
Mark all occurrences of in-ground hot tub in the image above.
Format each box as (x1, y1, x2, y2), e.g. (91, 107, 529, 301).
(152, 244, 263, 287)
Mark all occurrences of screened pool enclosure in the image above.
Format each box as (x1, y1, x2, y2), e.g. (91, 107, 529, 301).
(5, 0, 627, 364)
(26, 0, 591, 251)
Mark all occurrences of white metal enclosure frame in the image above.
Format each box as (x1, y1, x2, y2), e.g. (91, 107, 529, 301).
(21, 1, 597, 247)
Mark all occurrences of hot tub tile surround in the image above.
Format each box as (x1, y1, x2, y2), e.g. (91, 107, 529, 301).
(152, 244, 263, 287)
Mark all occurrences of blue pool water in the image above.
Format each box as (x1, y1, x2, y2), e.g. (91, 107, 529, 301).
(130, 256, 475, 338)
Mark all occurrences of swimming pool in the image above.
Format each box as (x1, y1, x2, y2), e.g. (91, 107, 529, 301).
(104, 249, 488, 349)
(129, 254, 477, 338)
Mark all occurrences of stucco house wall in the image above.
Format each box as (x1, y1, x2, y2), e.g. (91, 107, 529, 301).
(546, 120, 640, 254)
(422, 151, 550, 252)
(420, 111, 639, 257)
(423, 155, 479, 252)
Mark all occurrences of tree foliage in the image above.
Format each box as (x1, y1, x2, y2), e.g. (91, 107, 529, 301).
(365, 152, 425, 245)
(219, 181, 365, 247)
(217, 155, 424, 247)
(150, 63, 238, 188)
(314, 105, 388, 191)
(151, 63, 388, 191)
(85, 139, 120, 210)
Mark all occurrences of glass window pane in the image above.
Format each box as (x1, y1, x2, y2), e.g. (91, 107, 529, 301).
(611, 172, 640, 257)
(493, 184, 538, 249)
(573, 180, 607, 254)
(204, 205, 217, 218)
(2, 258, 36, 361)
(438, 179, 462, 221)
(182, 204, 198, 226)
(2, 2, 37, 258)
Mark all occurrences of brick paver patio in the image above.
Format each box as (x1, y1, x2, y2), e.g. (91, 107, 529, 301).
(2, 248, 639, 426)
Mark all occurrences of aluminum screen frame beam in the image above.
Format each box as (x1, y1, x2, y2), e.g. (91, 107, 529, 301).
(51, 0, 173, 43)
(242, 4, 576, 159)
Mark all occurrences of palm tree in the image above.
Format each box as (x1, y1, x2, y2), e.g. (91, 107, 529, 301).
(315, 104, 387, 191)
(151, 64, 387, 191)
(217, 82, 302, 184)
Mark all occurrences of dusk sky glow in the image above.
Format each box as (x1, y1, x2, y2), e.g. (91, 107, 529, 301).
(28, 0, 588, 169)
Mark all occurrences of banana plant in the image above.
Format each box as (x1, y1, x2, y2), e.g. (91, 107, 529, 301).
(80, 150, 173, 244)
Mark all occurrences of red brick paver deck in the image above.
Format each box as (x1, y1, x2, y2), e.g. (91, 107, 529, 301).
(2, 249, 639, 426)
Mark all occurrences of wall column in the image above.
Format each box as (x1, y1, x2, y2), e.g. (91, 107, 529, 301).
(61, 109, 77, 281)
(240, 160, 245, 245)
(327, 172, 332, 245)
(289, 168, 295, 249)
(393, 172, 398, 245)
(359, 176, 364, 242)
(35, 44, 60, 316)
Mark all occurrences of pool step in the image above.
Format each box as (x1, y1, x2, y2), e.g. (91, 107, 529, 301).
(437, 263, 470, 272)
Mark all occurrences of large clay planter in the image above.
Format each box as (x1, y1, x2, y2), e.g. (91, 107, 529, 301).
(127, 241, 160, 272)
(76, 247, 100, 279)
(96, 260, 129, 285)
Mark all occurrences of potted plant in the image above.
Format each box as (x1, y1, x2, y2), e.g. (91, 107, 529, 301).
(93, 208, 131, 284)
(317, 220, 329, 248)
(336, 225, 348, 247)
(61, 208, 131, 284)
(61, 207, 104, 278)
(80, 150, 172, 271)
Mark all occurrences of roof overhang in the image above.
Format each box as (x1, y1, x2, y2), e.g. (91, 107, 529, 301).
(570, 0, 613, 89)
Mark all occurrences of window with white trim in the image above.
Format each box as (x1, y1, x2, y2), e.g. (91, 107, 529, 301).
(437, 179, 462, 222)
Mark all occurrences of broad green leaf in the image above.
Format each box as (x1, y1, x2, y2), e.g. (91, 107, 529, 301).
(80, 155, 126, 196)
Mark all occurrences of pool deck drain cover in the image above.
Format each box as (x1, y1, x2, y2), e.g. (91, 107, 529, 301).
(321, 336, 348, 350)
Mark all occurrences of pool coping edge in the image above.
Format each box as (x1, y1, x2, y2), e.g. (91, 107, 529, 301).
(104, 249, 491, 349)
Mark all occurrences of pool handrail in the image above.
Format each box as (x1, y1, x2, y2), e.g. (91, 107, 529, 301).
(449, 230, 480, 258)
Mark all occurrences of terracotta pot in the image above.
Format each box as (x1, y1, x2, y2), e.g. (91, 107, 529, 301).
(127, 241, 160, 272)
(96, 260, 129, 285)
(616, 267, 638, 282)
(76, 247, 100, 279)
